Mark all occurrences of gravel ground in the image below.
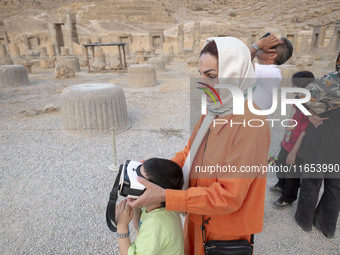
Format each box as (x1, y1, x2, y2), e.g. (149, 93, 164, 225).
(1, 63, 339, 255)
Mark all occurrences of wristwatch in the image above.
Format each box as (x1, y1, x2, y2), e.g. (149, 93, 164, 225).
(252, 43, 259, 52)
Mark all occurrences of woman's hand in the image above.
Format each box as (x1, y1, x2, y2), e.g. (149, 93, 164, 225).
(128, 176, 166, 208)
(116, 200, 133, 231)
(286, 151, 297, 165)
(307, 114, 329, 128)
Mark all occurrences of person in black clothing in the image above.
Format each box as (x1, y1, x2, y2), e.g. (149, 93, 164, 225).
(270, 71, 315, 207)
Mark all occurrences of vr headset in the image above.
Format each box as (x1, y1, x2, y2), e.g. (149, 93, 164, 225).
(119, 160, 146, 198)
(106, 160, 146, 232)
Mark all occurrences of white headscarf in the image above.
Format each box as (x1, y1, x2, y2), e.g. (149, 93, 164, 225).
(182, 37, 256, 189)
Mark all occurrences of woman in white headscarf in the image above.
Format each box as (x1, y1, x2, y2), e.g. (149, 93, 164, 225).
(129, 37, 271, 255)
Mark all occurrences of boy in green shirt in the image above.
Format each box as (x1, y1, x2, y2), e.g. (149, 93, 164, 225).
(115, 158, 184, 255)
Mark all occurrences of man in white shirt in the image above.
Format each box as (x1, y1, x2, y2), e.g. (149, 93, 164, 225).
(249, 36, 293, 110)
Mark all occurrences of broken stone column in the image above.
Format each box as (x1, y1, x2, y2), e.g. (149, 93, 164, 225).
(136, 50, 145, 63)
(40, 47, 48, 57)
(0, 65, 29, 88)
(177, 24, 184, 55)
(0, 44, 7, 57)
(47, 44, 56, 57)
(300, 34, 309, 53)
(147, 58, 166, 72)
(128, 64, 157, 88)
(91, 47, 106, 70)
(61, 47, 70, 56)
(8, 43, 20, 58)
(56, 46, 81, 72)
(63, 58, 81, 72)
(324, 22, 340, 59)
(108, 55, 121, 70)
(193, 22, 201, 55)
(61, 83, 130, 135)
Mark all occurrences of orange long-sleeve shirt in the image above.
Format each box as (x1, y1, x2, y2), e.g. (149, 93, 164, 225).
(167, 103, 271, 236)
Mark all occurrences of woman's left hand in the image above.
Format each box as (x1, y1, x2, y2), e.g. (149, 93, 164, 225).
(286, 151, 296, 165)
(128, 177, 166, 208)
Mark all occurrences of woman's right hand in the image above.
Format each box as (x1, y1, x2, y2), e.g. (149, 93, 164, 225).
(307, 114, 329, 128)
(128, 176, 166, 208)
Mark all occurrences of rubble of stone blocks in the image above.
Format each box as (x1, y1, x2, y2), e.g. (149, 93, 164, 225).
(61, 83, 130, 135)
(55, 65, 75, 79)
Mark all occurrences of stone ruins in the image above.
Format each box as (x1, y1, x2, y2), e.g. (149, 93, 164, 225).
(0, 0, 339, 132)
(0, 0, 338, 79)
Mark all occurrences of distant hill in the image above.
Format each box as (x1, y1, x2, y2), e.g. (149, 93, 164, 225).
(0, 0, 339, 36)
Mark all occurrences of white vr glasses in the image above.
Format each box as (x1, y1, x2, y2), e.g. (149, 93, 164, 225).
(118, 160, 146, 199)
(106, 159, 146, 232)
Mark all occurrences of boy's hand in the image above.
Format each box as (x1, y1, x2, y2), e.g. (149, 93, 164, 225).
(116, 200, 133, 230)
(286, 151, 297, 165)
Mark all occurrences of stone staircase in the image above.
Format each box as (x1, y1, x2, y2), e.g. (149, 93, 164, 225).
(80, 0, 175, 23)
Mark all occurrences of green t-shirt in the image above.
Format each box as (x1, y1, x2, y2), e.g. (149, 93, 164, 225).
(128, 207, 184, 255)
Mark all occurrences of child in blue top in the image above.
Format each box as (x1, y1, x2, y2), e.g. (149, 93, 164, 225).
(115, 158, 184, 255)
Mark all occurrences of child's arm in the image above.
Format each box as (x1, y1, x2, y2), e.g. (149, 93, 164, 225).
(116, 200, 133, 255)
(132, 207, 142, 231)
(286, 131, 305, 165)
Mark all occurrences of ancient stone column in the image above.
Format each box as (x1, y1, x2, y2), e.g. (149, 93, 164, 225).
(300, 34, 309, 53)
(318, 26, 327, 47)
(0, 44, 7, 57)
(108, 55, 121, 70)
(61, 83, 130, 135)
(64, 58, 81, 72)
(193, 22, 201, 55)
(8, 43, 20, 58)
(177, 24, 184, 55)
(0, 65, 29, 88)
(92, 47, 106, 70)
(136, 50, 145, 63)
(168, 46, 174, 55)
(61, 47, 70, 56)
(127, 64, 157, 88)
(47, 44, 56, 57)
(40, 47, 48, 57)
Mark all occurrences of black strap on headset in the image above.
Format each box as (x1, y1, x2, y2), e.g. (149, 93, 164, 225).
(106, 164, 123, 232)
